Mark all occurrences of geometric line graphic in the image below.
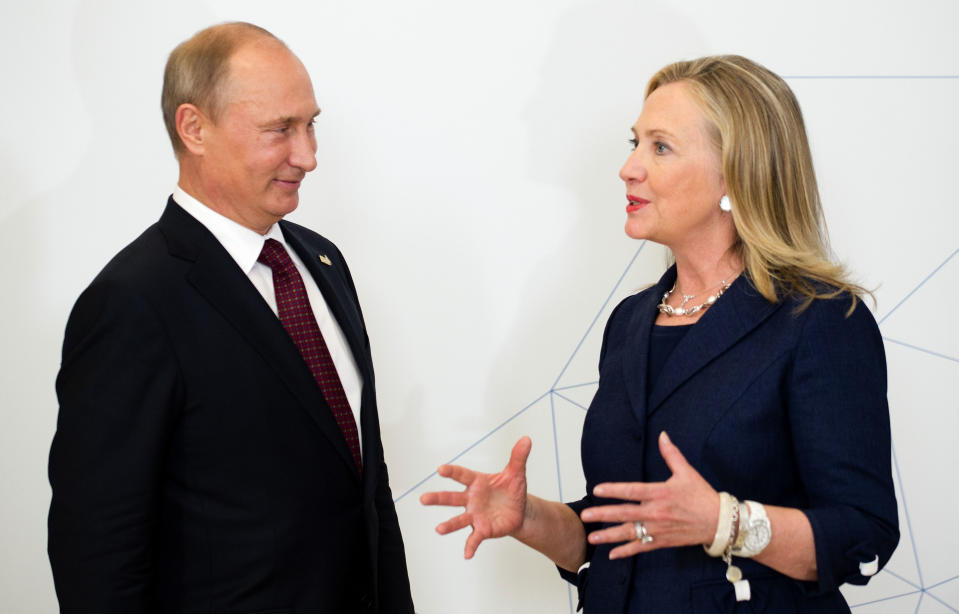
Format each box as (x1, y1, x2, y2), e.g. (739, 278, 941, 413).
(397, 235, 959, 612)
(893, 443, 924, 593)
(856, 243, 959, 610)
(392, 390, 549, 504)
(554, 381, 599, 391)
(551, 241, 649, 390)
(882, 337, 958, 364)
(784, 75, 959, 80)
(395, 242, 647, 505)
(852, 442, 927, 611)
(395, 242, 648, 614)
(878, 247, 958, 326)
(395, 72, 957, 613)
(395, 118, 956, 610)
(552, 390, 590, 411)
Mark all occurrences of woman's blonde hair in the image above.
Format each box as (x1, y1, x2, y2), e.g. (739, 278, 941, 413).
(647, 55, 868, 311)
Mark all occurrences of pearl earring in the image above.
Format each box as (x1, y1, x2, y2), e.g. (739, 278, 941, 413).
(719, 195, 732, 212)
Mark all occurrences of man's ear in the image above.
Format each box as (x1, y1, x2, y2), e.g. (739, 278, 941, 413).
(176, 103, 207, 155)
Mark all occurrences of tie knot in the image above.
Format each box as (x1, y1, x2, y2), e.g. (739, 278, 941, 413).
(258, 238, 295, 274)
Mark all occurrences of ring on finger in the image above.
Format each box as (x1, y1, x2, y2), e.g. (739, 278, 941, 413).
(633, 521, 654, 544)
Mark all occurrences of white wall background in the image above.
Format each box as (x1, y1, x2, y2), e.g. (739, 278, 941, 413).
(1, 0, 957, 611)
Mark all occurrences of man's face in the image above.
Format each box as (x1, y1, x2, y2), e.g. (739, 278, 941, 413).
(199, 41, 320, 234)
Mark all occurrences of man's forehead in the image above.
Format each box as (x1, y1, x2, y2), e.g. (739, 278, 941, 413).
(220, 42, 316, 115)
(228, 39, 300, 75)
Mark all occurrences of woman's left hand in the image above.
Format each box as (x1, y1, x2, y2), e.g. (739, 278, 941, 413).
(580, 431, 720, 560)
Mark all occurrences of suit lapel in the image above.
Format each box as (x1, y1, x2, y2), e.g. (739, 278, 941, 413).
(158, 200, 360, 478)
(622, 268, 675, 427)
(646, 273, 780, 418)
(281, 224, 378, 489)
(281, 226, 372, 383)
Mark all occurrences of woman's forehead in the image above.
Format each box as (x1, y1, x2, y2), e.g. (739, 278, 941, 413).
(634, 82, 712, 142)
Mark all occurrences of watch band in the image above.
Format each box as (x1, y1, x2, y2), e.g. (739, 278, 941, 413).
(732, 500, 771, 558)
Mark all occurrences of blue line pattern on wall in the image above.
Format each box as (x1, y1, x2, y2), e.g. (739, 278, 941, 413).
(397, 74, 958, 613)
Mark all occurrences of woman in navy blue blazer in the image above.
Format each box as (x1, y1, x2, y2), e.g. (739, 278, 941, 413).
(422, 55, 898, 612)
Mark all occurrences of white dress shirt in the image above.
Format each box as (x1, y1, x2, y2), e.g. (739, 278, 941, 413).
(172, 186, 363, 453)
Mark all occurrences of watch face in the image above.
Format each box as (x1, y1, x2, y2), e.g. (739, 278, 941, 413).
(745, 519, 771, 551)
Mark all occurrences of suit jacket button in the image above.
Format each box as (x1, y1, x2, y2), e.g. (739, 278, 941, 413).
(359, 592, 373, 610)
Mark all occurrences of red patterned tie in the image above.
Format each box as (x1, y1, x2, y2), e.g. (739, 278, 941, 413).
(258, 238, 362, 473)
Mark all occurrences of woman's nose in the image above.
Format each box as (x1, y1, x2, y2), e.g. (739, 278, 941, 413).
(619, 150, 646, 183)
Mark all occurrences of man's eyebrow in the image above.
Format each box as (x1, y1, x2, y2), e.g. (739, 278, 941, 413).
(261, 109, 322, 127)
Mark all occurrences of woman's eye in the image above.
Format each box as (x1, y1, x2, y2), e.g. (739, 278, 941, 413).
(628, 138, 638, 150)
(654, 142, 670, 154)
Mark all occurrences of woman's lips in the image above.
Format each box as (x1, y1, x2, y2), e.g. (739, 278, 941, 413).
(626, 196, 649, 213)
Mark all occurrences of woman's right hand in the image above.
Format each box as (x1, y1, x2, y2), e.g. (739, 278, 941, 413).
(419, 436, 532, 559)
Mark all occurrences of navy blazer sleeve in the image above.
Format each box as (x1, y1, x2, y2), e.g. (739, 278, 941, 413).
(556, 298, 631, 588)
(556, 288, 899, 606)
(788, 298, 899, 594)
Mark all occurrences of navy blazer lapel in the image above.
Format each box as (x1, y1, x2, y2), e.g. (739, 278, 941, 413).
(158, 200, 360, 478)
(646, 273, 780, 418)
(622, 268, 675, 427)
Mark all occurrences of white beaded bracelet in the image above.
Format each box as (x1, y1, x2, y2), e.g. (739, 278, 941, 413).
(704, 492, 753, 602)
(704, 492, 738, 557)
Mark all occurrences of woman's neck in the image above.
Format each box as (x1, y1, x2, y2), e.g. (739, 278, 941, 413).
(671, 249, 743, 297)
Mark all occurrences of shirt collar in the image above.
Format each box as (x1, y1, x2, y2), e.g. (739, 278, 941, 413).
(172, 185, 287, 274)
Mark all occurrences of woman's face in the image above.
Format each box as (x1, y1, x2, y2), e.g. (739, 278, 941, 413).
(619, 81, 727, 250)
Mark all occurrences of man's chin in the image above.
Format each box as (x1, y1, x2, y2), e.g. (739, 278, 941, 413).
(268, 195, 300, 220)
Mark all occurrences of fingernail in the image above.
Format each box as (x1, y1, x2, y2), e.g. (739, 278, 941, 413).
(593, 485, 605, 496)
(661, 430, 670, 444)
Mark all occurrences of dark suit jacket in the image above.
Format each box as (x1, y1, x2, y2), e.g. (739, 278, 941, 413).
(49, 199, 414, 614)
(562, 266, 899, 613)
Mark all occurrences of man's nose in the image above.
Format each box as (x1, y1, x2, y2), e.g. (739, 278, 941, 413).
(291, 131, 318, 172)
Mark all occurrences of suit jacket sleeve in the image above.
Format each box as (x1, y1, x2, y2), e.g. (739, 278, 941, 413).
(372, 440, 415, 613)
(49, 278, 180, 613)
(789, 297, 899, 594)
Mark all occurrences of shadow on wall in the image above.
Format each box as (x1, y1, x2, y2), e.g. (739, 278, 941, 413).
(0, 1, 213, 610)
(477, 0, 706, 599)
(484, 0, 704, 450)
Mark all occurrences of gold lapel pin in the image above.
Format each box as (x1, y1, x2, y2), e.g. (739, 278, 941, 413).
(318, 254, 332, 266)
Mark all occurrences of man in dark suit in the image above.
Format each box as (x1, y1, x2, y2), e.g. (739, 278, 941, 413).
(48, 22, 415, 613)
